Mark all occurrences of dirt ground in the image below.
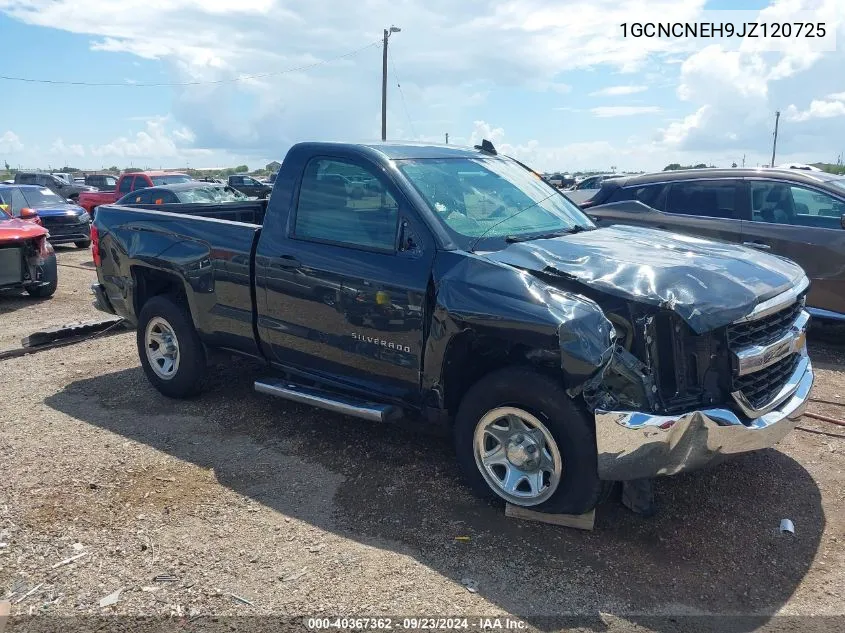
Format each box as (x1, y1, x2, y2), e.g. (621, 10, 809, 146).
(0, 246, 103, 350)
(1, 247, 844, 632)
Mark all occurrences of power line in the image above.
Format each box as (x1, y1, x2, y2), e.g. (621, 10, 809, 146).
(0, 40, 380, 87)
(388, 48, 416, 138)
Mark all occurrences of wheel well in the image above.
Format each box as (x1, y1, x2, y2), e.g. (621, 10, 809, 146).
(440, 333, 563, 417)
(132, 267, 186, 316)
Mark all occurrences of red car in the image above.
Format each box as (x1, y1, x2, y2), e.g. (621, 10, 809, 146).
(78, 171, 191, 215)
(0, 207, 58, 298)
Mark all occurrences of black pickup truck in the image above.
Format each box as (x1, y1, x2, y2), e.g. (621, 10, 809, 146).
(91, 141, 814, 515)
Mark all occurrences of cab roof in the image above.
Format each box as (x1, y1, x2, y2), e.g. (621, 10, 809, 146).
(290, 141, 501, 161)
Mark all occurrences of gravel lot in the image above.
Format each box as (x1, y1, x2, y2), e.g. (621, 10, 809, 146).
(1, 247, 844, 632)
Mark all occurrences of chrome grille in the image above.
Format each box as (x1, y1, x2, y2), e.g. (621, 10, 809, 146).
(727, 299, 803, 349)
(732, 354, 800, 410)
(728, 288, 808, 416)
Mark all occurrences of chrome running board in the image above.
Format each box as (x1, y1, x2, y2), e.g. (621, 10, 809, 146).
(254, 379, 402, 422)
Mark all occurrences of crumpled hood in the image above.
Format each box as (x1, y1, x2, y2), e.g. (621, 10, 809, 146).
(487, 225, 806, 333)
(0, 217, 49, 242)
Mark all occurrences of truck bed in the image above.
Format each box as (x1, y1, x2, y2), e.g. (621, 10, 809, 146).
(93, 202, 265, 357)
(115, 199, 267, 225)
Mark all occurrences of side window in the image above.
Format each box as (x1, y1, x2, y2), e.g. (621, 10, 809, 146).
(9, 188, 28, 215)
(154, 191, 178, 204)
(118, 177, 132, 194)
(131, 176, 149, 191)
(606, 184, 666, 209)
(666, 180, 738, 219)
(18, 174, 36, 185)
(132, 190, 152, 204)
(230, 176, 243, 186)
(294, 158, 399, 251)
(751, 181, 845, 229)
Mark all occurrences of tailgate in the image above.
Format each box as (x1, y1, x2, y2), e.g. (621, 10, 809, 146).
(0, 246, 23, 286)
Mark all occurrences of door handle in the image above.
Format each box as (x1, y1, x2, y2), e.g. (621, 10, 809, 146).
(275, 255, 302, 269)
(743, 241, 771, 251)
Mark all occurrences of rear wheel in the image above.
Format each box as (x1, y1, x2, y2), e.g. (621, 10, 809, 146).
(454, 367, 603, 514)
(75, 239, 91, 249)
(137, 295, 207, 398)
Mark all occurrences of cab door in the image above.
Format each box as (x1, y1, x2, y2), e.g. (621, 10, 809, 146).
(741, 179, 845, 317)
(255, 155, 435, 402)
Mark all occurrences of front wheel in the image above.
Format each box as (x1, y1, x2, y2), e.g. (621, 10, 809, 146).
(26, 253, 58, 298)
(137, 295, 207, 398)
(454, 367, 603, 515)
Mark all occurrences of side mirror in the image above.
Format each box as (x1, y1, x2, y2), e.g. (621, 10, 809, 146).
(19, 208, 42, 225)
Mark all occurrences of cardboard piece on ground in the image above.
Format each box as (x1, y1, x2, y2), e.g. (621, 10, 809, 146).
(0, 600, 9, 633)
(505, 503, 595, 530)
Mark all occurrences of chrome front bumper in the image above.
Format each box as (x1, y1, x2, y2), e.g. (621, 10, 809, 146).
(595, 349, 813, 481)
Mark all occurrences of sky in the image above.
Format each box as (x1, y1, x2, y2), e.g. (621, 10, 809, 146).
(1, 0, 844, 173)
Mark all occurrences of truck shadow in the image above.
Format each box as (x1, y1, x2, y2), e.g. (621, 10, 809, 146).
(44, 360, 824, 630)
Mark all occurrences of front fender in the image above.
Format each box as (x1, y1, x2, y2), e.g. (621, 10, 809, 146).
(423, 252, 614, 401)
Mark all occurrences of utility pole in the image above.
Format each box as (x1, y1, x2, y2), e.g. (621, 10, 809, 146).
(742, 154, 746, 168)
(770, 110, 780, 168)
(445, 133, 449, 144)
(381, 26, 401, 141)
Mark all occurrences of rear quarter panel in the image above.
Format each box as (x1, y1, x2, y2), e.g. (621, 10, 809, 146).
(95, 205, 262, 356)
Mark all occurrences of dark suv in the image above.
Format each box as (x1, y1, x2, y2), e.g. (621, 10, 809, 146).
(14, 172, 94, 201)
(583, 168, 845, 320)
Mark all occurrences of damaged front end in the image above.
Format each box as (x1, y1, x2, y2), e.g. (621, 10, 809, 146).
(579, 286, 813, 481)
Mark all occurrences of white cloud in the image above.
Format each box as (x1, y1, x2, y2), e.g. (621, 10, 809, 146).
(90, 117, 206, 160)
(0, 0, 708, 159)
(50, 138, 85, 157)
(2, 0, 845, 170)
(589, 85, 647, 97)
(0, 130, 24, 153)
(591, 106, 661, 117)
(784, 98, 845, 122)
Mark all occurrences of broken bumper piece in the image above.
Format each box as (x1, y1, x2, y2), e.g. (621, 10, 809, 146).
(595, 354, 813, 481)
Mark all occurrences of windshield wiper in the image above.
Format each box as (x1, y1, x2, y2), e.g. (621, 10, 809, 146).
(504, 225, 592, 243)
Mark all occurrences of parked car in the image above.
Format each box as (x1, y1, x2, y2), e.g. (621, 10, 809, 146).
(0, 184, 92, 248)
(92, 141, 812, 516)
(774, 163, 823, 172)
(563, 173, 623, 205)
(13, 172, 95, 201)
(77, 171, 192, 214)
(0, 206, 57, 298)
(84, 173, 119, 191)
(116, 182, 249, 205)
(227, 174, 272, 198)
(197, 177, 225, 185)
(546, 173, 575, 189)
(51, 172, 75, 185)
(583, 168, 845, 321)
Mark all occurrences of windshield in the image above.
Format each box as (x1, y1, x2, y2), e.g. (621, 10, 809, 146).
(151, 175, 192, 186)
(397, 157, 593, 249)
(176, 186, 247, 203)
(22, 187, 65, 207)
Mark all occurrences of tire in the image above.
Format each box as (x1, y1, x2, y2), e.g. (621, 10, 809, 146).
(454, 367, 603, 515)
(26, 253, 58, 299)
(75, 239, 92, 249)
(137, 295, 207, 398)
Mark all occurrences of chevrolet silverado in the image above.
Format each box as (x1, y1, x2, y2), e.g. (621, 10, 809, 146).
(91, 141, 814, 515)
